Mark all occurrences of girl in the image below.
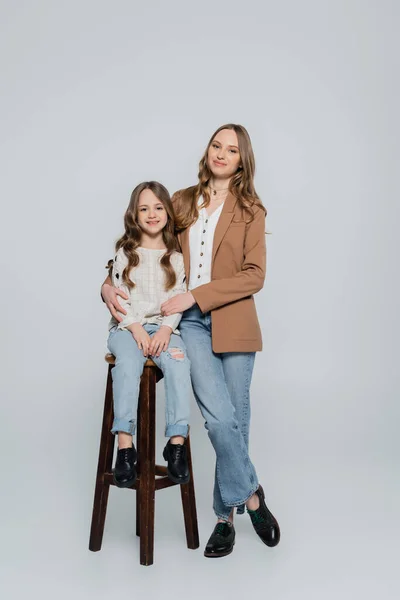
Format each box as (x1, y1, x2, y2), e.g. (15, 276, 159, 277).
(102, 125, 280, 558)
(107, 181, 191, 488)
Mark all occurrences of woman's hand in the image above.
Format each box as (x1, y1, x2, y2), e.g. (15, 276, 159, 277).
(128, 323, 151, 356)
(101, 283, 128, 322)
(149, 326, 172, 357)
(161, 292, 196, 316)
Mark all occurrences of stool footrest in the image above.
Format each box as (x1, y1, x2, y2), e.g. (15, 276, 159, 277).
(103, 470, 180, 491)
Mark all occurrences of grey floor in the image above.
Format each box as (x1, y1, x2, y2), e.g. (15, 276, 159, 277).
(1, 438, 398, 599)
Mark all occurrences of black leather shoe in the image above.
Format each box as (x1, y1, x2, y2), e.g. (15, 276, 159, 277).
(113, 445, 137, 488)
(204, 522, 235, 558)
(247, 484, 280, 547)
(163, 441, 190, 484)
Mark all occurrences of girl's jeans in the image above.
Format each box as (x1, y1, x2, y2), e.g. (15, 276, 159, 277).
(107, 325, 190, 438)
(179, 305, 258, 520)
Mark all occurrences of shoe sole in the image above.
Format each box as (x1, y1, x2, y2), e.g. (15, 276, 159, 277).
(204, 542, 235, 558)
(112, 471, 137, 488)
(166, 470, 190, 485)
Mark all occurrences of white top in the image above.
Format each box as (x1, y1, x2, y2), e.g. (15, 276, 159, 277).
(188, 196, 224, 290)
(109, 247, 186, 333)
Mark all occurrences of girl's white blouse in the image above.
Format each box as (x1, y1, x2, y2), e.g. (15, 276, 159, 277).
(110, 247, 186, 333)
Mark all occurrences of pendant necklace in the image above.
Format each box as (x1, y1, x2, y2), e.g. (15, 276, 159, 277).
(209, 185, 229, 197)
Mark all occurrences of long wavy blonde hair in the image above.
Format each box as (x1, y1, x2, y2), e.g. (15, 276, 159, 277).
(115, 181, 179, 291)
(174, 123, 266, 231)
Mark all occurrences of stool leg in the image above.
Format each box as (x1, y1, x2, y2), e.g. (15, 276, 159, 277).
(135, 410, 141, 538)
(136, 490, 141, 537)
(89, 365, 115, 551)
(180, 434, 200, 549)
(138, 366, 156, 566)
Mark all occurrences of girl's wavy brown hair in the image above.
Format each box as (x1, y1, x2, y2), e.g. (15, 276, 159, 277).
(174, 123, 266, 231)
(115, 181, 179, 291)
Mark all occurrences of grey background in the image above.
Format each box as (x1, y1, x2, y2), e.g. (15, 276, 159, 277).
(0, 0, 399, 598)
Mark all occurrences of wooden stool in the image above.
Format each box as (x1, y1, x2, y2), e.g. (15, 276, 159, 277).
(89, 354, 199, 565)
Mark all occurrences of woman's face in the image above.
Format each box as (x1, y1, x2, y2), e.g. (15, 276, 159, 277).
(207, 128, 241, 180)
(137, 189, 168, 236)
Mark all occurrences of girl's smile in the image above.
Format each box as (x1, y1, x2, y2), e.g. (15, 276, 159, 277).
(137, 188, 168, 238)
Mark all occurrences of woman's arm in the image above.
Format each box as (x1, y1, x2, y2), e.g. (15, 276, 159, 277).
(161, 207, 266, 316)
(161, 256, 188, 331)
(191, 207, 266, 313)
(101, 275, 128, 322)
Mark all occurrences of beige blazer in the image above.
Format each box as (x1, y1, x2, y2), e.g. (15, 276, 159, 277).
(173, 189, 266, 353)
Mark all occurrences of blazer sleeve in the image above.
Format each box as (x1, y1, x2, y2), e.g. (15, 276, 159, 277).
(191, 207, 266, 313)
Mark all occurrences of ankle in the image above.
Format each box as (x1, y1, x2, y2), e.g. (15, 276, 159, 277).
(118, 432, 133, 450)
(217, 519, 233, 526)
(246, 493, 260, 511)
(217, 509, 234, 525)
(169, 435, 185, 445)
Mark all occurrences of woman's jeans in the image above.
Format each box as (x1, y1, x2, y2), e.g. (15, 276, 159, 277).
(179, 305, 258, 520)
(107, 325, 191, 438)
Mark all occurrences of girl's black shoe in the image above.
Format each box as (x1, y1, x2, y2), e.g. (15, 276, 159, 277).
(204, 522, 235, 558)
(163, 441, 190, 484)
(113, 445, 137, 488)
(247, 484, 280, 547)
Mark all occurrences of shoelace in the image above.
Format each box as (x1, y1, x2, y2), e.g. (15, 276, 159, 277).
(215, 523, 229, 536)
(119, 448, 132, 462)
(247, 509, 265, 525)
(172, 444, 184, 460)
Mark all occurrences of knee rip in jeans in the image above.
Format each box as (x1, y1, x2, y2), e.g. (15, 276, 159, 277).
(167, 347, 185, 362)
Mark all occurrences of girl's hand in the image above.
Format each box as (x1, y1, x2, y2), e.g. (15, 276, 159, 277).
(128, 323, 151, 356)
(161, 292, 195, 316)
(149, 326, 172, 357)
(102, 283, 128, 322)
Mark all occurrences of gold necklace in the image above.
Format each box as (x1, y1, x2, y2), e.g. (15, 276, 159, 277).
(209, 185, 229, 197)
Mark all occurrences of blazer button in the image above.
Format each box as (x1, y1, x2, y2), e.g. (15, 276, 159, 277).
(115, 273, 119, 279)
(197, 275, 201, 279)
(200, 252, 203, 256)
(201, 241, 204, 245)
(199, 264, 202, 268)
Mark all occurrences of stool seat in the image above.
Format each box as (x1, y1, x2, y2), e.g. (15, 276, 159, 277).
(105, 353, 156, 368)
(89, 352, 199, 565)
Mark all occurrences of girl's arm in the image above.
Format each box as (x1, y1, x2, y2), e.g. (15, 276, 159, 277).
(191, 206, 266, 313)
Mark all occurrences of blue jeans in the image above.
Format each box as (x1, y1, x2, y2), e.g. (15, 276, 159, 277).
(107, 325, 191, 438)
(179, 305, 258, 520)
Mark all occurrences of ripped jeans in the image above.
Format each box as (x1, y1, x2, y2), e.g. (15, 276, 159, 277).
(107, 325, 190, 438)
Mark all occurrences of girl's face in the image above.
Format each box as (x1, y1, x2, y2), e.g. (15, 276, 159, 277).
(137, 189, 168, 236)
(207, 128, 241, 180)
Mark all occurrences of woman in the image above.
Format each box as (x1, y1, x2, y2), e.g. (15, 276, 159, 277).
(102, 124, 280, 557)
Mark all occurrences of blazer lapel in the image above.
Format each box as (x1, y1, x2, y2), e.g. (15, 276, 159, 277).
(212, 192, 237, 262)
(178, 228, 191, 284)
